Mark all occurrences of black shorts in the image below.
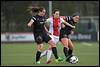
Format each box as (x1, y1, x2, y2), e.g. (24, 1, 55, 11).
(59, 29, 70, 41)
(34, 32, 51, 44)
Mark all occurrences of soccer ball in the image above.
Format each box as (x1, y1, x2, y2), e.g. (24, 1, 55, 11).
(69, 56, 78, 64)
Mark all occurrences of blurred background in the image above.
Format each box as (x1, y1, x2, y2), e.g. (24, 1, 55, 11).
(1, 1, 99, 66)
(1, 1, 99, 42)
(1, 1, 99, 32)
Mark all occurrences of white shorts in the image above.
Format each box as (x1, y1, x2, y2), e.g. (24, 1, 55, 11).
(49, 35, 59, 44)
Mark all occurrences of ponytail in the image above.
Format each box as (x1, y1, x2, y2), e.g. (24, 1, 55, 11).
(32, 7, 45, 13)
(32, 7, 39, 13)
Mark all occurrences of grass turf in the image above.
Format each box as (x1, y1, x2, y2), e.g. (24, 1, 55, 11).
(1, 42, 99, 66)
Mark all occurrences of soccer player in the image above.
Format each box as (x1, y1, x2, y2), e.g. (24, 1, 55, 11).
(40, 9, 75, 64)
(59, 13, 80, 63)
(27, 7, 64, 64)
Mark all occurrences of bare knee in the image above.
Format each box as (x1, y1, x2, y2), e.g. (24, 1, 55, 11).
(48, 40, 56, 47)
(68, 39, 74, 50)
(37, 43, 43, 51)
(61, 38, 69, 48)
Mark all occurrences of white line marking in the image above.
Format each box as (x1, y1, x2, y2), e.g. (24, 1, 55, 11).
(81, 42, 93, 46)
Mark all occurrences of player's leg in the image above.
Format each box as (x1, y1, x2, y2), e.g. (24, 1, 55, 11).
(44, 34, 63, 62)
(40, 45, 52, 64)
(65, 39, 74, 62)
(40, 34, 60, 63)
(46, 47, 52, 64)
(60, 29, 70, 60)
(48, 40, 63, 63)
(48, 39, 58, 58)
(34, 34, 43, 64)
(68, 38, 74, 56)
(46, 35, 59, 63)
(59, 30, 69, 60)
(36, 43, 43, 64)
(40, 35, 54, 59)
(46, 35, 54, 63)
(40, 35, 53, 64)
(61, 37, 69, 59)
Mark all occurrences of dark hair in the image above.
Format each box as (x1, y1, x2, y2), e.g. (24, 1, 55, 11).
(72, 12, 80, 17)
(32, 7, 38, 13)
(53, 9, 60, 14)
(32, 7, 39, 13)
(32, 7, 45, 13)
(38, 7, 45, 12)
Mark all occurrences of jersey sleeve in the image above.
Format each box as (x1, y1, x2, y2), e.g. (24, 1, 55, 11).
(66, 16, 72, 22)
(45, 18, 51, 25)
(31, 16, 36, 23)
(30, 19, 34, 23)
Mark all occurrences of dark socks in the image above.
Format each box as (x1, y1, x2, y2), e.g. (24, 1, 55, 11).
(68, 49, 73, 55)
(52, 47, 58, 59)
(36, 51, 41, 62)
(66, 49, 73, 62)
(63, 47, 69, 58)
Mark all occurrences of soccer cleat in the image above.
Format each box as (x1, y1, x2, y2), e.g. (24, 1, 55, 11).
(66, 58, 70, 63)
(55, 57, 64, 63)
(46, 60, 52, 64)
(55, 59, 59, 63)
(66, 55, 73, 63)
(58, 57, 64, 62)
(36, 61, 40, 64)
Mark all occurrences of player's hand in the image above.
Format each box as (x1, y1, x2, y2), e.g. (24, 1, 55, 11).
(27, 23, 32, 27)
(72, 26, 75, 29)
(27, 20, 33, 27)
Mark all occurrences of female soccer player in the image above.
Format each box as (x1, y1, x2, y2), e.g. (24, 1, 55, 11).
(40, 9, 75, 64)
(60, 13, 80, 63)
(27, 7, 64, 64)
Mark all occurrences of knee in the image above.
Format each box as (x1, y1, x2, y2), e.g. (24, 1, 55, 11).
(61, 38, 68, 48)
(37, 44, 43, 51)
(37, 47, 42, 51)
(48, 40, 56, 47)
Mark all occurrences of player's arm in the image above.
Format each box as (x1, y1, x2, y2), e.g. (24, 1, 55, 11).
(27, 19, 34, 27)
(44, 25, 51, 35)
(27, 16, 36, 27)
(44, 19, 52, 35)
(61, 18, 75, 29)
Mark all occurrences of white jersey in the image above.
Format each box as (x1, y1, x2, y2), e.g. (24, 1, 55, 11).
(45, 17, 65, 44)
(46, 17, 65, 36)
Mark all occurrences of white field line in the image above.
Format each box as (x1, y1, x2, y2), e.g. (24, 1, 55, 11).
(81, 42, 93, 46)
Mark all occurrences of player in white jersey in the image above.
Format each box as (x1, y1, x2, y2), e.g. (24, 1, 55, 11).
(40, 9, 75, 64)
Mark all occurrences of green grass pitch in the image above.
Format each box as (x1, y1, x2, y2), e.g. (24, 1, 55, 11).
(1, 42, 99, 66)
